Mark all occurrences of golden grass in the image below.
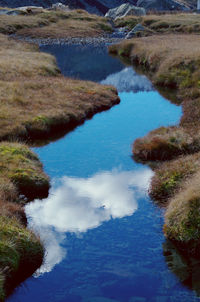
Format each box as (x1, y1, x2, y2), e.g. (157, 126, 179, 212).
(0, 9, 112, 37)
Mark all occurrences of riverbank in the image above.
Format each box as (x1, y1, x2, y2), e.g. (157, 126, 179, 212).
(0, 13, 119, 298)
(109, 33, 200, 256)
(0, 142, 49, 300)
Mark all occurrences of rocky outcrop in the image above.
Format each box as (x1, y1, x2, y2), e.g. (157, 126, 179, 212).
(0, 0, 192, 15)
(0, 0, 138, 15)
(137, 0, 190, 11)
(105, 3, 146, 19)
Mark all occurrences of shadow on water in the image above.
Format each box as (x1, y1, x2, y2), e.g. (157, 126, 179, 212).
(109, 52, 181, 105)
(40, 43, 125, 82)
(163, 240, 200, 297)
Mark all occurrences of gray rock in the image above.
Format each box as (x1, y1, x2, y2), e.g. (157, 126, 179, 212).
(15, 6, 44, 13)
(0, 7, 27, 15)
(137, 0, 190, 11)
(125, 23, 145, 38)
(51, 2, 70, 11)
(105, 3, 146, 20)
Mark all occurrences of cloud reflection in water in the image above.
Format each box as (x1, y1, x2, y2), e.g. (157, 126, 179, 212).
(101, 67, 153, 92)
(26, 168, 153, 274)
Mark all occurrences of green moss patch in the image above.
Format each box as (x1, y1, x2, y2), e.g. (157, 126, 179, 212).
(150, 152, 200, 202)
(0, 142, 49, 200)
(0, 216, 44, 300)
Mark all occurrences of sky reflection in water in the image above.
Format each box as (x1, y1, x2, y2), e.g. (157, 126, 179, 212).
(26, 169, 153, 274)
(101, 67, 153, 92)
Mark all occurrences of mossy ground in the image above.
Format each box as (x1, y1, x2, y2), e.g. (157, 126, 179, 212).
(109, 32, 200, 254)
(0, 216, 44, 301)
(0, 142, 48, 300)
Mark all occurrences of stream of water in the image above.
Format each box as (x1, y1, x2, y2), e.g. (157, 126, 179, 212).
(7, 43, 200, 302)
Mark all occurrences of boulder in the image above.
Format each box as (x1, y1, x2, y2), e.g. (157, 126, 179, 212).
(15, 6, 44, 13)
(0, 8, 27, 15)
(137, 0, 190, 11)
(125, 23, 145, 38)
(105, 3, 146, 20)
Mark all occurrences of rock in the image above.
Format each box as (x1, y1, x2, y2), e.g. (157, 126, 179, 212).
(137, 0, 190, 11)
(125, 23, 145, 39)
(51, 2, 70, 11)
(15, 6, 44, 14)
(105, 3, 146, 20)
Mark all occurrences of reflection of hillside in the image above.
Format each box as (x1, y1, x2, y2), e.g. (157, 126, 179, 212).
(163, 240, 200, 296)
(101, 67, 153, 93)
(26, 168, 152, 274)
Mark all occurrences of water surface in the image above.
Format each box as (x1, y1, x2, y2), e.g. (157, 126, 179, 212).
(7, 44, 199, 302)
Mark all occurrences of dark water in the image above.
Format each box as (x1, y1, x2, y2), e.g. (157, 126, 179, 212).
(7, 44, 200, 302)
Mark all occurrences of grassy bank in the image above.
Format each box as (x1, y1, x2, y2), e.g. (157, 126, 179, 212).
(114, 13, 200, 35)
(0, 142, 49, 300)
(0, 34, 119, 141)
(0, 9, 112, 38)
(109, 33, 200, 255)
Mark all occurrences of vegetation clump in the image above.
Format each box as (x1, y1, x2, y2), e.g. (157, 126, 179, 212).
(133, 126, 200, 161)
(0, 142, 49, 200)
(165, 171, 200, 255)
(0, 216, 44, 301)
(149, 152, 200, 202)
(0, 142, 48, 300)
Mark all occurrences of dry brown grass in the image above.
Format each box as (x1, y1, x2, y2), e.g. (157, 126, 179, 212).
(0, 34, 119, 141)
(133, 126, 199, 161)
(0, 9, 112, 37)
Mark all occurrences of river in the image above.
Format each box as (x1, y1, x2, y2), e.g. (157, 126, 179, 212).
(7, 43, 200, 302)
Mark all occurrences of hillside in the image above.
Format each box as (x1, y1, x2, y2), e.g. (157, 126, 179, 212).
(0, 0, 196, 14)
(0, 0, 137, 14)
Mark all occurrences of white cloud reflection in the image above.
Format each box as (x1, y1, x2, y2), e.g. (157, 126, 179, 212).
(26, 168, 153, 274)
(101, 67, 153, 92)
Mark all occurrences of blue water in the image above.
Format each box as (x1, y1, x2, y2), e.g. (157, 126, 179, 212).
(7, 44, 200, 302)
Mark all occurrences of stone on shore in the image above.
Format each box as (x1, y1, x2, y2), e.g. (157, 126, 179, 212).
(105, 3, 146, 20)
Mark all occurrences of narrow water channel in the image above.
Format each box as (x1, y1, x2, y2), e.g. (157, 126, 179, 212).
(7, 44, 200, 302)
